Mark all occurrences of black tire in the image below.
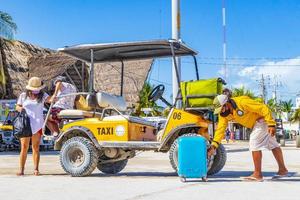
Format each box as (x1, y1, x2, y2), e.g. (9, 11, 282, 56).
(97, 159, 128, 174)
(60, 137, 98, 177)
(207, 144, 227, 175)
(169, 134, 227, 175)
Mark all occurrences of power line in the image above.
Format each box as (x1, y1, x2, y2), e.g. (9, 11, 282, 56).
(197, 57, 300, 61)
(158, 59, 300, 67)
(196, 62, 300, 67)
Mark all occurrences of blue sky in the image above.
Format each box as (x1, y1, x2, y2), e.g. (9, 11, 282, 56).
(1, 0, 300, 102)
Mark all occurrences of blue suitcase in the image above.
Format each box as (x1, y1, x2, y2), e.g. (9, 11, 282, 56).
(177, 135, 207, 182)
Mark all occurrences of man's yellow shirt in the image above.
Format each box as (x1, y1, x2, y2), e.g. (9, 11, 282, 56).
(212, 96, 276, 148)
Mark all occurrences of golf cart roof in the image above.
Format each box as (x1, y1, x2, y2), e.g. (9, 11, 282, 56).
(58, 40, 197, 63)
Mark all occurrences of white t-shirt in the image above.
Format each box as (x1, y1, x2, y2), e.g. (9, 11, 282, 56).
(17, 92, 49, 134)
(54, 82, 77, 109)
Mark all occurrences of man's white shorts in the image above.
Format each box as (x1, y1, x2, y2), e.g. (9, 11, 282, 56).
(249, 121, 280, 151)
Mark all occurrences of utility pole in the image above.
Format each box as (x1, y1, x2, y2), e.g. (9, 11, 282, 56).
(222, 0, 227, 80)
(258, 74, 268, 103)
(172, 0, 181, 104)
(272, 75, 282, 104)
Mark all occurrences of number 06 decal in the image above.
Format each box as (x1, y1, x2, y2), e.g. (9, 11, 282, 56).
(173, 112, 182, 120)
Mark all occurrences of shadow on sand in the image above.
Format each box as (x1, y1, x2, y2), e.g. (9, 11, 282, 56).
(79, 170, 300, 182)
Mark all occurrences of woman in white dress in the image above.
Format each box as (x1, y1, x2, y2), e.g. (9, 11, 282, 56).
(16, 77, 50, 176)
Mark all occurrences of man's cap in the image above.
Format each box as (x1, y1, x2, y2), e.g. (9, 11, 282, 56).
(213, 94, 229, 114)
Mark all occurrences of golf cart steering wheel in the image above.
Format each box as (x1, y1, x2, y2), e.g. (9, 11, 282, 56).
(148, 84, 165, 102)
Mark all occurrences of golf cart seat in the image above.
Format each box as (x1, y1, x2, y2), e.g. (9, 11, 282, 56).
(58, 92, 126, 120)
(96, 91, 127, 112)
(58, 109, 102, 119)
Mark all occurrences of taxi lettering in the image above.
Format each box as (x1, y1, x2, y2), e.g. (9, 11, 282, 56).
(97, 127, 114, 135)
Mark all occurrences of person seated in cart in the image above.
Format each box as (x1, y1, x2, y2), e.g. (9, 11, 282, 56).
(47, 76, 77, 137)
(208, 94, 288, 181)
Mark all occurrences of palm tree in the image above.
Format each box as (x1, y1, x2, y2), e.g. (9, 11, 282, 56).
(280, 99, 293, 113)
(280, 99, 293, 122)
(134, 82, 163, 116)
(232, 86, 256, 99)
(291, 108, 300, 130)
(0, 11, 17, 32)
(267, 98, 283, 118)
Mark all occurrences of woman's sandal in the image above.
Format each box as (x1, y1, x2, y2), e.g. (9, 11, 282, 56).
(33, 170, 40, 176)
(16, 172, 24, 176)
(241, 176, 264, 182)
(271, 173, 291, 180)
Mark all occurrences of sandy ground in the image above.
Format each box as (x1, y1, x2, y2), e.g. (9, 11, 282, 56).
(0, 141, 299, 200)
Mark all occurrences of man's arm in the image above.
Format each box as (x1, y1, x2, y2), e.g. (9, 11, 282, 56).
(211, 115, 228, 148)
(50, 81, 62, 102)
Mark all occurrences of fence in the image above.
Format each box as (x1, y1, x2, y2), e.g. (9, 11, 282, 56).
(0, 18, 14, 40)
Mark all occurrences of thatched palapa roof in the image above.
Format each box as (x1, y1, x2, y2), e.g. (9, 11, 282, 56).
(28, 53, 89, 92)
(29, 53, 153, 105)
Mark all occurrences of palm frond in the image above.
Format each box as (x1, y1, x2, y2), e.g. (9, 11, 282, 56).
(0, 11, 17, 31)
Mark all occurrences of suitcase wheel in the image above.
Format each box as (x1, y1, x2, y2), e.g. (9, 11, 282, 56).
(202, 177, 208, 182)
(180, 177, 186, 182)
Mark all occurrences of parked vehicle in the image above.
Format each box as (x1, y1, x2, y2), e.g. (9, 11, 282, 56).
(0, 111, 19, 151)
(0, 111, 53, 151)
(48, 40, 227, 176)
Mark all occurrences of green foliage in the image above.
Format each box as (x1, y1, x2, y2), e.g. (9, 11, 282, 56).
(267, 98, 278, 113)
(267, 99, 294, 120)
(291, 108, 300, 129)
(232, 86, 256, 99)
(0, 11, 17, 32)
(133, 82, 163, 116)
(280, 99, 293, 113)
(291, 108, 300, 122)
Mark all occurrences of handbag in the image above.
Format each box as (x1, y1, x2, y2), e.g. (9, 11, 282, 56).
(13, 110, 32, 138)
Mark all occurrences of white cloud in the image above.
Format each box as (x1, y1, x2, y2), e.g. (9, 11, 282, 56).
(233, 57, 300, 100)
(238, 66, 257, 77)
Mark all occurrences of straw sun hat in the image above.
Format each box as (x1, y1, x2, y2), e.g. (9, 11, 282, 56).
(25, 77, 45, 91)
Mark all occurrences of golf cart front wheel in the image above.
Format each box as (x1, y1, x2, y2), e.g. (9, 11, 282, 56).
(60, 137, 98, 177)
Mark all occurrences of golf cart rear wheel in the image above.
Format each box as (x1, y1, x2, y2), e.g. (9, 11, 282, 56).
(60, 137, 98, 177)
(97, 159, 128, 174)
(169, 134, 227, 175)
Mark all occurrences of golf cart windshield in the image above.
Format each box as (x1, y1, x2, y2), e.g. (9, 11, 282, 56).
(58, 40, 197, 63)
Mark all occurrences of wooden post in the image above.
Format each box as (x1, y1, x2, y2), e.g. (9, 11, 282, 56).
(72, 64, 83, 92)
(0, 41, 6, 98)
(64, 72, 78, 91)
